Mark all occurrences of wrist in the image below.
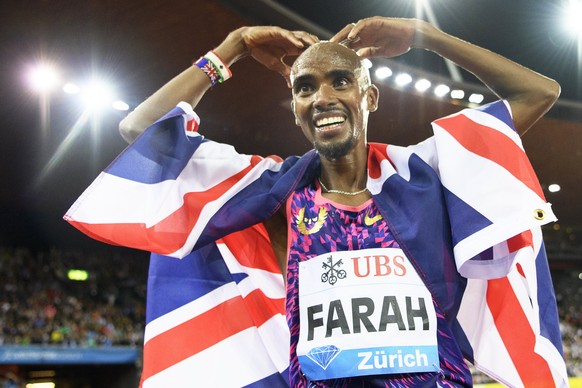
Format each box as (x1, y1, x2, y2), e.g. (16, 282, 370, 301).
(410, 20, 441, 51)
(213, 27, 250, 67)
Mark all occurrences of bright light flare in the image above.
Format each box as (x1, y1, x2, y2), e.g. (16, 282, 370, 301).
(548, 183, 561, 193)
(375, 66, 393, 80)
(395, 73, 412, 86)
(28, 64, 59, 92)
(434, 84, 451, 97)
(450, 89, 465, 99)
(414, 79, 431, 92)
(82, 80, 114, 111)
(26, 383, 55, 388)
(564, 0, 582, 37)
(63, 82, 81, 94)
(362, 58, 373, 69)
(468, 93, 484, 104)
(112, 100, 130, 111)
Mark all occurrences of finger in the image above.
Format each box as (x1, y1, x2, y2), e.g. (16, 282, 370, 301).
(330, 23, 355, 43)
(248, 27, 305, 50)
(293, 31, 319, 46)
(356, 47, 380, 58)
(339, 35, 361, 48)
(347, 21, 365, 41)
(263, 56, 292, 79)
(274, 63, 293, 88)
(277, 28, 306, 49)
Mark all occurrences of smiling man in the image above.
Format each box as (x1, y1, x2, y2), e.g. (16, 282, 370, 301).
(67, 16, 568, 388)
(291, 42, 378, 163)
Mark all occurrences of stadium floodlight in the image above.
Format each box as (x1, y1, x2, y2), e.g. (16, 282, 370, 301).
(414, 79, 431, 92)
(450, 89, 465, 99)
(28, 63, 59, 93)
(82, 79, 114, 111)
(468, 93, 484, 104)
(63, 82, 81, 94)
(548, 183, 561, 193)
(434, 84, 451, 97)
(394, 73, 412, 86)
(564, 0, 582, 37)
(112, 100, 130, 111)
(374, 66, 393, 80)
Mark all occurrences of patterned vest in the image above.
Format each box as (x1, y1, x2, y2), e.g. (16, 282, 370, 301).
(285, 182, 471, 387)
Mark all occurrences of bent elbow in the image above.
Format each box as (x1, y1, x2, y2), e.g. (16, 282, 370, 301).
(538, 78, 561, 113)
(118, 116, 142, 144)
(544, 79, 561, 107)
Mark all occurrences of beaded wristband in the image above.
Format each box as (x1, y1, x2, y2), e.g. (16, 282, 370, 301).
(194, 50, 232, 87)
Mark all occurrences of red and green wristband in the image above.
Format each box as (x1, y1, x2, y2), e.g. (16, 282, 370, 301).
(194, 50, 232, 87)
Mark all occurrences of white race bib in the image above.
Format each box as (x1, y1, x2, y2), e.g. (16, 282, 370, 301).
(297, 247, 439, 380)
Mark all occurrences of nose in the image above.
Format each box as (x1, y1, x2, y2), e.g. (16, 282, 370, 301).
(313, 84, 337, 110)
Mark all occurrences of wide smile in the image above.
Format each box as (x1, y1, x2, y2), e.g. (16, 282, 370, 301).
(313, 114, 347, 136)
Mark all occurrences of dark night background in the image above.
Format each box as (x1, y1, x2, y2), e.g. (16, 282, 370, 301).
(1, 0, 581, 256)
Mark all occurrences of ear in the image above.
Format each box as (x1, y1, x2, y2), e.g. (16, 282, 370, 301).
(367, 84, 379, 112)
(291, 99, 300, 126)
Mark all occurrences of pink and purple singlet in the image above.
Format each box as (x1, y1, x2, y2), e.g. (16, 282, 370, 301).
(285, 182, 472, 387)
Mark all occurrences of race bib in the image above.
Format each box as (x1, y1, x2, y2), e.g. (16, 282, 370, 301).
(297, 247, 439, 381)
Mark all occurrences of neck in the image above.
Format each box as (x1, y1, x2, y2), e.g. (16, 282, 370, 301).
(318, 146, 369, 204)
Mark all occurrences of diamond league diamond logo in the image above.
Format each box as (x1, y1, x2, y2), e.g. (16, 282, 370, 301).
(306, 345, 342, 370)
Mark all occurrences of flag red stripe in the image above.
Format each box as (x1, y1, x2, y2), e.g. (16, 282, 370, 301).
(367, 143, 390, 180)
(507, 230, 533, 253)
(486, 277, 555, 387)
(436, 114, 545, 200)
(69, 164, 258, 254)
(141, 288, 284, 382)
(220, 223, 281, 273)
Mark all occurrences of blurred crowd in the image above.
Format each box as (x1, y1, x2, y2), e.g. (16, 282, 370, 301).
(0, 245, 580, 381)
(0, 246, 147, 348)
(554, 269, 582, 378)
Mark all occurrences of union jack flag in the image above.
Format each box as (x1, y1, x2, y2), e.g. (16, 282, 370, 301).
(64, 100, 568, 387)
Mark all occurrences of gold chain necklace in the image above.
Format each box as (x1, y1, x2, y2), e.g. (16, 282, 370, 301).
(318, 177, 368, 196)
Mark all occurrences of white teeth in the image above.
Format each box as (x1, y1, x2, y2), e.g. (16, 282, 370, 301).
(316, 116, 345, 127)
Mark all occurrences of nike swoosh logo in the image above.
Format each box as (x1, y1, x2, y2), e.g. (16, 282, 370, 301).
(364, 213, 383, 226)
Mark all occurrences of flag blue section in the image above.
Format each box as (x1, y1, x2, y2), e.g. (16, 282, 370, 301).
(146, 243, 233, 324)
(106, 110, 202, 184)
(478, 100, 515, 132)
(535, 242, 563, 353)
(194, 151, 318, 250)
(443, 186, 493, 248)
(373, 154, 467, 322)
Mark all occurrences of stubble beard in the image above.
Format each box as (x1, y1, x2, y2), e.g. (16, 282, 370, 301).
(314, 133, 357, 160)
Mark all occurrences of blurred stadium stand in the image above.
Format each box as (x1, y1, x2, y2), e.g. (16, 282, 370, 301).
(0, 241, 580, 387)
(0, 247, 148, 387)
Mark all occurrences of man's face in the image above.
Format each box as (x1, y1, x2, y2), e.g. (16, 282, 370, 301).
(290, 43, 378, 160)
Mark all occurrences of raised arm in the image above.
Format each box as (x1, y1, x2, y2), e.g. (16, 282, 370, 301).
(331, 17, 560, 135)
(119, 26, 318, 142)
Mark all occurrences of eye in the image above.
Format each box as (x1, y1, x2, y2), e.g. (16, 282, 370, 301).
(295, 83, 314, 95)
(333, 77, 350, 89)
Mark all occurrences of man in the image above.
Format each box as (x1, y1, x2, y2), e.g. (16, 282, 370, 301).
(67, 17, 567, 387)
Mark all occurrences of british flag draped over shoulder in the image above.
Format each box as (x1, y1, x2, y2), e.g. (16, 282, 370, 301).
(64, 100, 569, 387)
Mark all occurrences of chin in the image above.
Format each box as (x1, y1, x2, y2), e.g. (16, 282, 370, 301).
(314, 137, 356, 160)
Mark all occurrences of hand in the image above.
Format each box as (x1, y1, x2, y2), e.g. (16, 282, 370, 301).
(330, 17, 426, 59)
(239, 26, 319, 87)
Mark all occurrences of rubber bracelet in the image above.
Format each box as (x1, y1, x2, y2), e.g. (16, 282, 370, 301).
(205, 50, 232, 82)
(194, 57, 221, 87)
